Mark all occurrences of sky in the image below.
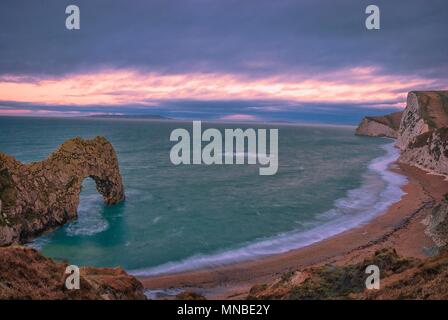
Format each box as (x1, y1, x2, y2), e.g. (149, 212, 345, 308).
(0, 0, 447, 124)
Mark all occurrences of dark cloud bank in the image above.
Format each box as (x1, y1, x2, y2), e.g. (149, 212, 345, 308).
(0, 0, 447, 123)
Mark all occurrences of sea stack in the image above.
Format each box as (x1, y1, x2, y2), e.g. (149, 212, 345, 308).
(0, 136, 125, 246)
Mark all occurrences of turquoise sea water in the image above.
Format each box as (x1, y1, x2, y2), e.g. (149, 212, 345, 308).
(0, 116, 406, 275)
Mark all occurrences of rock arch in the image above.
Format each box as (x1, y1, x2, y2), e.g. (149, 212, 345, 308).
(0, 136, 125, 246)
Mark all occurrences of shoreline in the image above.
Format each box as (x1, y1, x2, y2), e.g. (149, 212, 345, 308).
(139, 163, 448, 299)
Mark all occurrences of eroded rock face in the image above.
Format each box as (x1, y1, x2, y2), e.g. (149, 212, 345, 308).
(397, 91, 448, 149)
(355, 91, 448, 177)
(0, 246, 146, 300)
(0, 136, 125, 246)
(397, 91, 448, 177)
(355, 111, 402, 138)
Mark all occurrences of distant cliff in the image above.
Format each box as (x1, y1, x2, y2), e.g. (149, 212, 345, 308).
(0, 136, 125, 246)
(355, 111, 403, 138)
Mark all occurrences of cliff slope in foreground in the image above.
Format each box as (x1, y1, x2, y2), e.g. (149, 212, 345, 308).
(248, 248, 448, 300)
(0, 246, 146, 300)
(0, 136, 125, 246)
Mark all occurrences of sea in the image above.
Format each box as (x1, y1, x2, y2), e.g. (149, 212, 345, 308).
(0, 116, 406, 276)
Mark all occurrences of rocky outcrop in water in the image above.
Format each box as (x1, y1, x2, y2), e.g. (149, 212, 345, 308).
(0, 136, 125, 246)
(355, 111, 403, 138)
(0, 246, 146, 300)
(0, 138, 145, 300)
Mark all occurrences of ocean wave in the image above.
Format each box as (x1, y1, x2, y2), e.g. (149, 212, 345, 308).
(221, 152, 269, 161)
(28, 236, 51, 251)
(130, 141, 407, 277)
(144, 288, 184, 300)
(65, 193, 109, 236)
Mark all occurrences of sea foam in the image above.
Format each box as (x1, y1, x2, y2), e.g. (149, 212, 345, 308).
(65, 193, 109, 236)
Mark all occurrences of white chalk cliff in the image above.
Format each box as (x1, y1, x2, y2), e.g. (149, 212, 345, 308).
(397, 91, 448, 177)
(356, 91, 448, 178)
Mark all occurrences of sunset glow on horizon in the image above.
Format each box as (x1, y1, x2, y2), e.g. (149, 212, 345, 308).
(0, 67, 439, 114)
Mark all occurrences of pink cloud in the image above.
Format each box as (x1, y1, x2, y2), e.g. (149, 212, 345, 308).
(0, 67, 443, 108)
(220, 114, 259, 121)
(0, 109, 32, 115)
(0, 108, 83, 117)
